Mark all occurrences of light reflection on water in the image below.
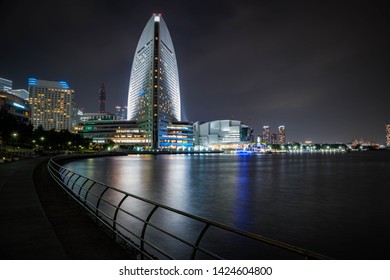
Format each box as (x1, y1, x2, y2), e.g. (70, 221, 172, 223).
(64, 152, 390, 259)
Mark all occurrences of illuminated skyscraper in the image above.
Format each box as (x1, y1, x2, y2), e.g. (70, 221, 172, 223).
(278, 125, 286, 144)
(262, 126, 270, 144)
(127, 13, 181, 150)
(28, 78, 74, 131)
(386, 124, 390, 147)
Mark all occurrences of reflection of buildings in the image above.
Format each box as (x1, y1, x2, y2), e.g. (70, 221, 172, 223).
(28, 78, 74, 131)
(386, 124, 390, 147)
(127, 14, 181, 151)
(193, 120, 253, 150)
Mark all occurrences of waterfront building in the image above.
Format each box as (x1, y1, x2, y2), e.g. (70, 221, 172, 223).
(98, 83, 106, 113)
(0, 77, 12, 93)
(262, 126, 270, 144)
(385, 124, 390, 146)
(11, 89, 29, 100)
(0, 90, 31, 124)
(75, 120, 146, 146)
(127, 14, 181, 151)
(28, 78, 74, 131)
(278, 125, 286, 144)
(79, 112, 117, 122)
(115, 105, 128, 120)
(193, 120, 253, 150)
(271, 133, 277, 144)
(161, 121, 194, 151)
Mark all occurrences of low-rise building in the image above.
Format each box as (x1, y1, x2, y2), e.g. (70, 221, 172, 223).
(193, 120, 253, 151)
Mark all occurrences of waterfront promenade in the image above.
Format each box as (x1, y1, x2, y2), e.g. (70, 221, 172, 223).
(0, 157, 136, 259)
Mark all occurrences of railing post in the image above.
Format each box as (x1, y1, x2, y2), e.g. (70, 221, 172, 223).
(113, 195, 129, 231)
(78, 179, 90, 196)
(70, 175, 81, 191)
(95, 186, 109, 217)
(190, 223, 210, 260)
(65, 171, 74, 186)
(140, 205, 159, 255)
(84, 182, 96, 201)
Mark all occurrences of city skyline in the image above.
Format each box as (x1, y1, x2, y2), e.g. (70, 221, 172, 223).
(1, 0, 389, 143)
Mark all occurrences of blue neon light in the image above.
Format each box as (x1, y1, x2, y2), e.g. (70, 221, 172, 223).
(13, 102, 26, 109)
(59, 81, 69, 89)
(28, 77, 37, 86)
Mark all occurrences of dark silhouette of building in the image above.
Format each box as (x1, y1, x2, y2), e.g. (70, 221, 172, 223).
(99, 83, 106, 113)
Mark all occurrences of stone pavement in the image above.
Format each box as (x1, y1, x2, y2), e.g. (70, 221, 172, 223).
(0, 157, 136, 259)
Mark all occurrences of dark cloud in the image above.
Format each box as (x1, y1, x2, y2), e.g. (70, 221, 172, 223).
(1, 0, 389, 143)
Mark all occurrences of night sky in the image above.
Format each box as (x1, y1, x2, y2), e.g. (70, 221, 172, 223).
(1, 0, 389, 143)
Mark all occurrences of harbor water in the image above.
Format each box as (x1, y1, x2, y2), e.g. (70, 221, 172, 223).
(64, 151, 390, 259)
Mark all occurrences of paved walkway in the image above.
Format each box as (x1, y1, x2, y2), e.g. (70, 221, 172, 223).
(0, 157, 136, 259)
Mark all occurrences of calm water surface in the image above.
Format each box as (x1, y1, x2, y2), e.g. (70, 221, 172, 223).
(64, 151, 390, 259)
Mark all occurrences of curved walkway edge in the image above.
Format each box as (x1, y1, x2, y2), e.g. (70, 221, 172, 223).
(0, 157, 136, 260)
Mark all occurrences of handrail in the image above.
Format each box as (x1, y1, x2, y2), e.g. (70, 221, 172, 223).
(47, 155, 330, 260)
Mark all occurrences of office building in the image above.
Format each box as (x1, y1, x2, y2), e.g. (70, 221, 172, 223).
(161, 121, 194, 151)
(271, 133, 277, 144)
(278, 125, 286, 144)
(127, 14, 181, 151)
(115, 105, 128, 120)
(28, 78, 74, 131)
(75, 120, 146, 145)
(79, 112, 117, 122)
(0, 91, 30, 124)
(262, 126, 270, 144)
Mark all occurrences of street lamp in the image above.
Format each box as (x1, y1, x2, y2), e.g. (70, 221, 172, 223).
(12, 132, 18, 146)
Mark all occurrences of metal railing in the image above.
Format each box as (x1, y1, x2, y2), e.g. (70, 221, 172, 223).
(47, 155, 329, 260)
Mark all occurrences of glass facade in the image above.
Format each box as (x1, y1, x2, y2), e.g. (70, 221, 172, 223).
(127, 14, 181, 151)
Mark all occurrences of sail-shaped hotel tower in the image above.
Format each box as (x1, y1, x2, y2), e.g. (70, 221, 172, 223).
(127, 14, 181, 150)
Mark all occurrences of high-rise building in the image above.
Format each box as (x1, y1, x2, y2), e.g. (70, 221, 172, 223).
(115, 105, 128, 120)
(98, 83, 106, 113)
(28, 78, 74, 131)
(127, 13, 181, 150)
(271, 133, 277, 144)
(386, 124, 390, 147)
(262, 126, 270, 144)
(278, 125, 286, 144)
